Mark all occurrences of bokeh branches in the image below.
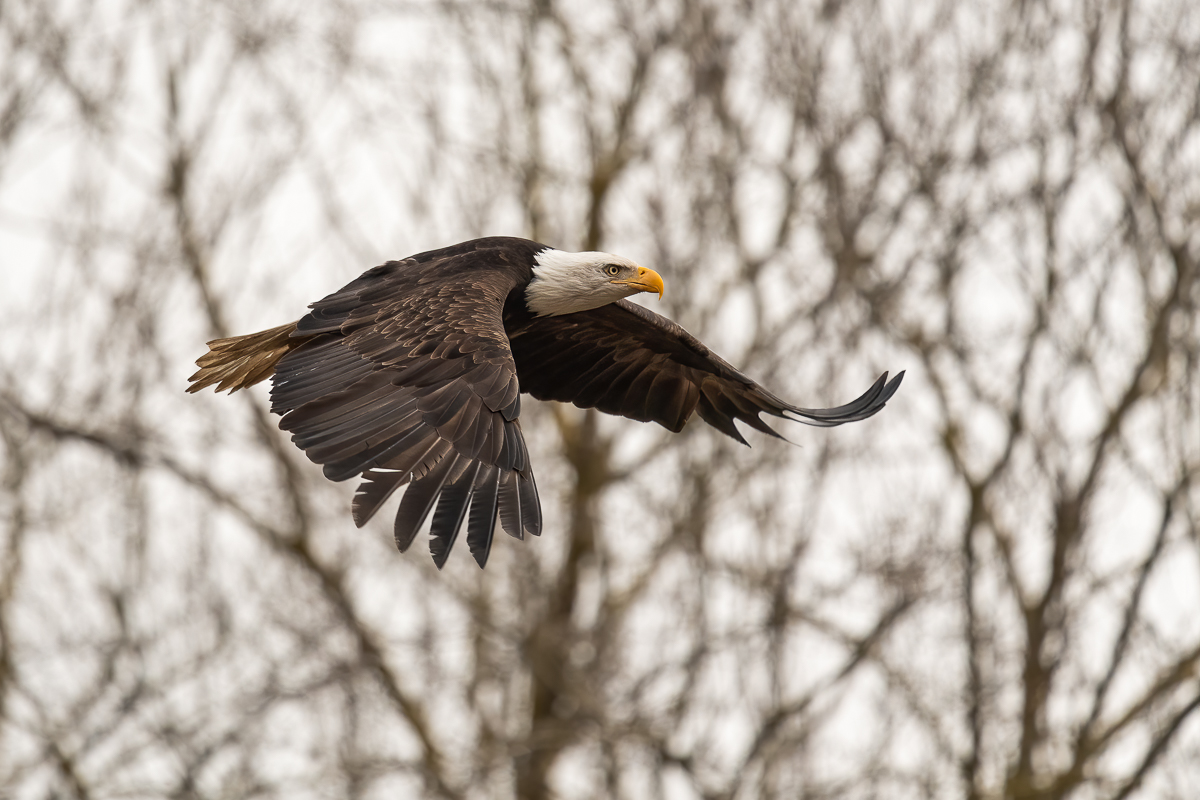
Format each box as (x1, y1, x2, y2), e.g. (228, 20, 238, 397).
(1, 0, 1198, 798)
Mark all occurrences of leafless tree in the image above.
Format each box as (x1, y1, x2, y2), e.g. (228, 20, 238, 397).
(1, 0, 1197, 798)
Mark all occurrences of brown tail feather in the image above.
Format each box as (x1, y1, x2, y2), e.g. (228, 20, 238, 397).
(187, 322, 306, 394)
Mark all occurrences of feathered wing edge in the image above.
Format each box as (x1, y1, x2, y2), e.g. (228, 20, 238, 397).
(692, 370, 905, 445)
(345, 436, 540, 570)
(781, 370, 905, 427)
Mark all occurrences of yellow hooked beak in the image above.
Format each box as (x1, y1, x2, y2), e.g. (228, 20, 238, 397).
(614, 266, 665, 300)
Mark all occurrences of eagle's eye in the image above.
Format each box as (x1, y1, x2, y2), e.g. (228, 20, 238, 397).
(605, 264, 621, 277)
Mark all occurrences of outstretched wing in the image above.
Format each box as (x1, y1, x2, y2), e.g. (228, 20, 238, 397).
(506, 299, 903, 444)
(272, 243, 542, 568)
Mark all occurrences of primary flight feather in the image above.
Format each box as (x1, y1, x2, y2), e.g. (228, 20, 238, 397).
(189, 236, 903, 568)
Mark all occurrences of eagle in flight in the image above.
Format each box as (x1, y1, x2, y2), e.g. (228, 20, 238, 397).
(189, 237, 902, 568)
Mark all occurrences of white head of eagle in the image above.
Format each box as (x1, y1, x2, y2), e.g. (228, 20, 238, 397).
(526, 248, 665, 317)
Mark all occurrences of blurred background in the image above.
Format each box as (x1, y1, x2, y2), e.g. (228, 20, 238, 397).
(1, 0, 1198, 797)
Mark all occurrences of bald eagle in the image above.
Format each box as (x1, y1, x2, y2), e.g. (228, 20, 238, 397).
(189, 237, 902, 568)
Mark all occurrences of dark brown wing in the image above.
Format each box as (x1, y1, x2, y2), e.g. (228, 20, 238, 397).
(271, 239, 544, 568)
(506, 299, 903, 444)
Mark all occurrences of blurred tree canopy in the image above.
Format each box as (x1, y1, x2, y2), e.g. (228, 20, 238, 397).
(0, 0, 1197, 798)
